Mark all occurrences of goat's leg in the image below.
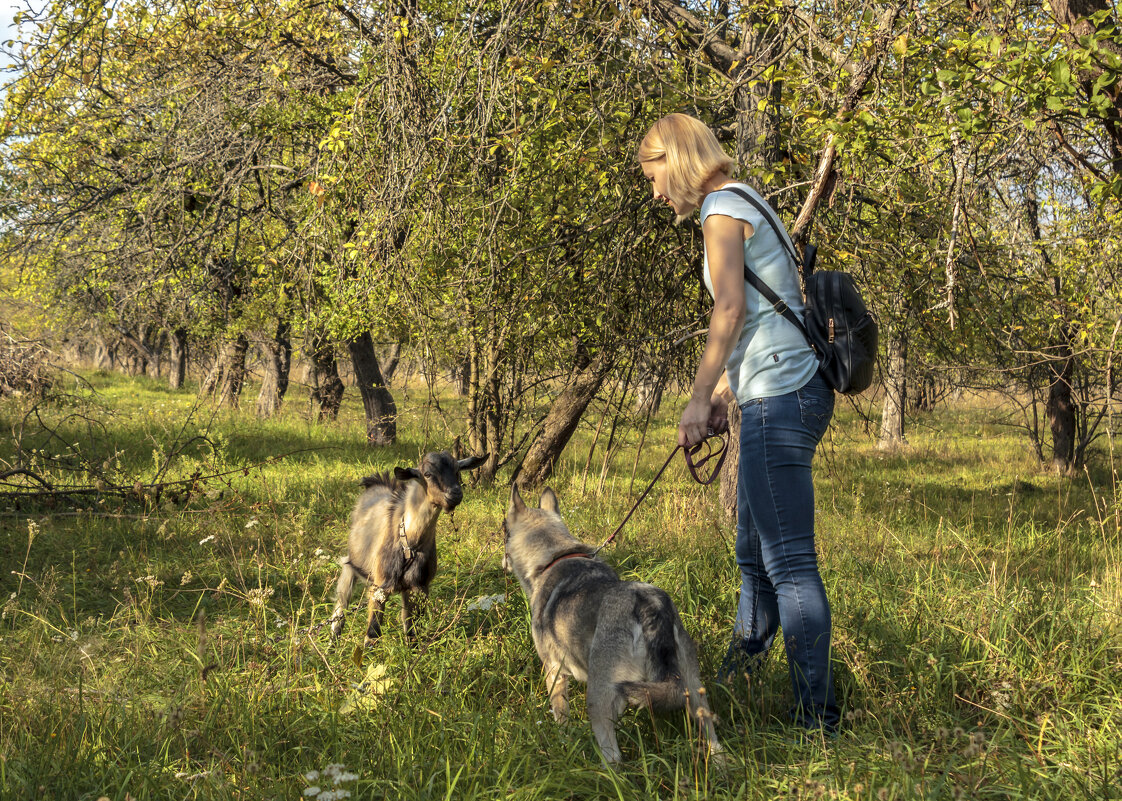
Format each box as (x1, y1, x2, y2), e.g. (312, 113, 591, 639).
(400, 589, 427, 643)
(330, 561, 357, 639)
(400, 588, 415, 642)
(364, 583, 388, 647)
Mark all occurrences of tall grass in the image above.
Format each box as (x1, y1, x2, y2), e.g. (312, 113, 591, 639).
(1, 372, 1119, 800)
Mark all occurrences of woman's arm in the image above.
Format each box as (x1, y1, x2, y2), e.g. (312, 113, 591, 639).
(678, 214, 750, 447)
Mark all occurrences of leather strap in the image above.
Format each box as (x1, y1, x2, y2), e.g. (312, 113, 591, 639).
(715, 186, 813, 344)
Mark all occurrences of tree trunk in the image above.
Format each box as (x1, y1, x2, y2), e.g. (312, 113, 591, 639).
(308, 331, 344, 421)
(143, 326, 162, 379)
(1047, 341, 1077, 472)
(256, 320, 291, 418)
(877, 325, 907, 451)
(168, 328, 188, 390)
(347, 331, 397, 445)
(910, 372, 937, 413)
(381, 342, 401, 383)
(718, 401, 741, 519)
(515, 357, 613, 487)
(634, 354, 665, 417)
(216, 334, 249, 408)
(93, 337, 114, 370)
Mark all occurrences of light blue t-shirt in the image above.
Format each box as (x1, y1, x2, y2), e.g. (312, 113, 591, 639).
(700, 184, 818, 403)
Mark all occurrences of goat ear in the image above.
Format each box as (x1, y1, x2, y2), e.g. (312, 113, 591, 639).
(539, 487, 560, 514)
(457, 454, 488, 471)
(394, 466, 423, 483)
(508, 484, 527, 517)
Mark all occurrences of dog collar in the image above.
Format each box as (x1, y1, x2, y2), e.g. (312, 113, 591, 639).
(535, 550, 594, 578)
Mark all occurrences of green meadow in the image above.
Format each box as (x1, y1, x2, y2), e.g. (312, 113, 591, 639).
(1, 372, 1119, 800)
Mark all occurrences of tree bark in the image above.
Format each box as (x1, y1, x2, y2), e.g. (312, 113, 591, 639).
(347, 331, 397, 445)
(256, 320, 291, 418)
(308, 330, 344, 421)
(216, 334, 249, 408)
(514, 356, 613, 487)
(381, 342, 401, 383)
(1047, 339, 1077, 473)
(877, 324, 907, 451)
(93, 337, 114, 370)
(200, 335, 249, 407)
(168, 328, 188, 390)
(718, 401, 741, 520)
(634, 354, 665, 417)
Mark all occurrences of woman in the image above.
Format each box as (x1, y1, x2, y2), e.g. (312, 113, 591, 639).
(637, 113, 839, 733)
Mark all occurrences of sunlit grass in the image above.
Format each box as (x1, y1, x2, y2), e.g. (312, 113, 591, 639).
(1, 373, 1120, 799)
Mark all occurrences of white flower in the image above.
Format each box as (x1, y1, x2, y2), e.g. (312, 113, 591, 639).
(244, 518, 259, 529)
(304, 770, 320, 781)
(198, 535, 215, 545)
(465, 594, 505, 612)
(303, 787, 321, 797)
(246, 587, 274, 608)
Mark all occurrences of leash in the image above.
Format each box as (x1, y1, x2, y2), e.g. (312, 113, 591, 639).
(590, 427, 729, 556)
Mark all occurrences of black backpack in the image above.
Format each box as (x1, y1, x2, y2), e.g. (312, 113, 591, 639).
(720, 187, 878, 395)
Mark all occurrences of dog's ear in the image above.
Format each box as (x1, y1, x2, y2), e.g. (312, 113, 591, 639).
(394, 466, 423, 483)
(539, 487, 560, 514)
(457, 454, 488, 471)
(508, 484, 527, 517)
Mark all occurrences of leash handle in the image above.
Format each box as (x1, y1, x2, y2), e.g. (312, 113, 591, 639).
(683, 428, 729, 486)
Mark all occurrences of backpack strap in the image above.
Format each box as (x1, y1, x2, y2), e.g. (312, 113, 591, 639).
(714, 186, 811, 341)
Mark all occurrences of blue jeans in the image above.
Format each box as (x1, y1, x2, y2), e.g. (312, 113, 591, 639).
(733, 370, 838, 730)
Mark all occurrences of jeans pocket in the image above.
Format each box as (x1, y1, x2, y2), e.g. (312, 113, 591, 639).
(798, 386, 834, 442)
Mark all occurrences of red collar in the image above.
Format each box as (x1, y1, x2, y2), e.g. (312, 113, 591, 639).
(535, 550, 594, 578)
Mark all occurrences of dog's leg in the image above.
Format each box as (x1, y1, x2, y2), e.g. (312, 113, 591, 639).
(544, 661, 570, 724)
(330, 561, 357, 639)
(364, 583, 388, 647)
(586, 679, 627, 765)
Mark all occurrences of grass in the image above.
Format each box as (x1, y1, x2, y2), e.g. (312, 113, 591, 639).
(1, 371, 1120, 800)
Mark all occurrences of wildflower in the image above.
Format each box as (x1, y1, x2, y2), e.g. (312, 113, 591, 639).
(303, 788, 321, 797)
(464, 594, 506, 612)
(136, 575, 164, 590)
(215, 577, 229, 593)
(304, 771, 320, 782)
(246, 587, 274, 608)
(180, 571, 193, 586)
(245, 518, 259, 529)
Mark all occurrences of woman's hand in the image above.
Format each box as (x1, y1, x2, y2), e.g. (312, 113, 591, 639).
(678, 395, 718, 447)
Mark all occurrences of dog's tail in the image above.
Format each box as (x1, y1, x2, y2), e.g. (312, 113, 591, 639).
(618, 677, 688, 711)
(617, 590, 690, 711)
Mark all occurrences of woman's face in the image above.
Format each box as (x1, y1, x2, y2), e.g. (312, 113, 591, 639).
(641, 158, 681, 216)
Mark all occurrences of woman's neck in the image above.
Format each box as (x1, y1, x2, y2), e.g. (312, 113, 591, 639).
(701, 172, 734, 196)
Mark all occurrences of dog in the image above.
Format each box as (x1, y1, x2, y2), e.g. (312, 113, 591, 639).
(502, 485, 723, 764)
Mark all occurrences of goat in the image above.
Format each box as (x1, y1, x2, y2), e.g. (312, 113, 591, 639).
(330, 451, 487, 646)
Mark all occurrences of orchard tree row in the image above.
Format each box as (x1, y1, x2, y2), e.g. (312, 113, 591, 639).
(3, 0, 1122, 480)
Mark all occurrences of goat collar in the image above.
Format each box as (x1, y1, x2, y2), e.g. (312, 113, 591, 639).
(398, 517, 414, 561)
(534, 549, 594, 578)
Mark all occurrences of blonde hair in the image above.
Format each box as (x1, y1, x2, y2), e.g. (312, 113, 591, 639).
(637, 113, 734, 216)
